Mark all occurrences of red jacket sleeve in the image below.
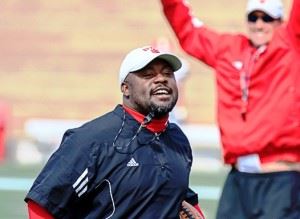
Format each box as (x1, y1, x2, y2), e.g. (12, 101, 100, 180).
(27, 201, 54, 219)
(287, 0, 300, 50)
(160, 0, 222, 67)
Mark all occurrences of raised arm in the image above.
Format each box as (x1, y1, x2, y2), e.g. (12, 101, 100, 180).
(160, 0, 222, 67)
(287, 0, 300, 49)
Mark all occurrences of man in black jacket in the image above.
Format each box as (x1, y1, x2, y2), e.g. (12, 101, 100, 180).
(25, 46, 204, 219)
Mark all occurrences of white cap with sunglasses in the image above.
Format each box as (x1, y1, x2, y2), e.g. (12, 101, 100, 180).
(246, 0, 283, 19)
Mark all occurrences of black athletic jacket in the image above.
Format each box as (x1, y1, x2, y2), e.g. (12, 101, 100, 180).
(25, 105, 197, 219)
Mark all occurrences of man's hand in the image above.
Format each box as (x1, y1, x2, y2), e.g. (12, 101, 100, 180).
(179, 201, 205, 219)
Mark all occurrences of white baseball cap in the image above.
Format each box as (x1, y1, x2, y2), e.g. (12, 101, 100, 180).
(119, 46, 182, 85)
(246, 0, 283, 19)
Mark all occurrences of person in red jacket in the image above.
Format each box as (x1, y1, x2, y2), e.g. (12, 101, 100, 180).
(160, 0, 300, 218)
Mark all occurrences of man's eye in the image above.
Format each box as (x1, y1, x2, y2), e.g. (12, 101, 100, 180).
(142, 71, 155, 77)
(163, 70, 174, 76)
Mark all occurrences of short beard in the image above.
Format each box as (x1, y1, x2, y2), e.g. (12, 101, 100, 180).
(150, 99, 177, 118)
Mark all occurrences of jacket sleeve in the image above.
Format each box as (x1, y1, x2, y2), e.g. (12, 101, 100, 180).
(27, 201, 54, 219)
(185, 187, 198, 205)
(287, 0, 300, 50)
(160, 0, 222, 67)
(25, 130, 99, 218)
(184, 188, 206, 218)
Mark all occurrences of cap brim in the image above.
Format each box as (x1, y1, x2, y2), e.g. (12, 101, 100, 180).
(157, 54, 182, 72)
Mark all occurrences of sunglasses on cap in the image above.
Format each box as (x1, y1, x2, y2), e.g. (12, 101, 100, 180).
(247, 13, 276, 23)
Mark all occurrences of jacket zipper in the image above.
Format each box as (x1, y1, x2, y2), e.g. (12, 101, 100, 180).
(240, 45, 266, 120)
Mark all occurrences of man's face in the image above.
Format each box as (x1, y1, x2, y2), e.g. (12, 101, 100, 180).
(247, 11, 282, 47)
(122, 58, 178, 118)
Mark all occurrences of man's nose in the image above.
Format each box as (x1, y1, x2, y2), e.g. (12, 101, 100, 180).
(254, 18, 265, 27)
(154, 72, 168, 83)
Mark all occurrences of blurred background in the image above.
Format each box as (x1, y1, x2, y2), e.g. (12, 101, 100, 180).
(0, 0, 290, 218)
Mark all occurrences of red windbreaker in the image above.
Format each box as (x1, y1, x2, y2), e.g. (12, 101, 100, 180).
(161, 0, 300, 164)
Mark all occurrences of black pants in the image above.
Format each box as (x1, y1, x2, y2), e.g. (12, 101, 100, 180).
(216, 168, 300, 219)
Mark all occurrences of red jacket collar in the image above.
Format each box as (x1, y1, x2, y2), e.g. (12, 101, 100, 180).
(123, 105, 168, 133)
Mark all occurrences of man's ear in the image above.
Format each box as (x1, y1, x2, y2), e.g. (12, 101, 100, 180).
(121, 82, 130, 97)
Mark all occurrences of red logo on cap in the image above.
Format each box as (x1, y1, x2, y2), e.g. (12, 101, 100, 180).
(260, 0, 266, 3)
(143, 46, 160, 53)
